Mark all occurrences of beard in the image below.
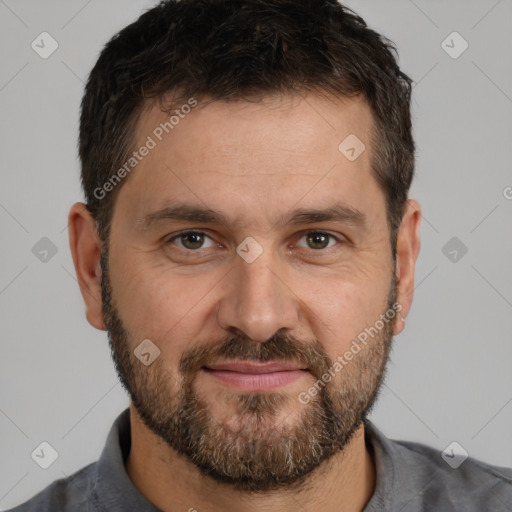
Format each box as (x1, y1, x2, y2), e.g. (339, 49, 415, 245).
(100, 249, 398, 492)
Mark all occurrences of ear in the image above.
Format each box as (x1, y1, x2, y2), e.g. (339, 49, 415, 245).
(393, 199, 421, 336)
(68, 202, 105, 330)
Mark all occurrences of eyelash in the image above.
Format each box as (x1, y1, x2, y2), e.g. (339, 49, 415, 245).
(165, 230, 345, 254)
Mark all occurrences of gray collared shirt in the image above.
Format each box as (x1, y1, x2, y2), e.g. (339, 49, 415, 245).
(7, 408, 512, 511)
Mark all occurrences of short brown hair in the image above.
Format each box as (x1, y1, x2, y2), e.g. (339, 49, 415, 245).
(79, 0, 415, 258)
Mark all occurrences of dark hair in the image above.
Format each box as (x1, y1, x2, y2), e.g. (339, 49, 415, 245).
(79, 0, 415, 259)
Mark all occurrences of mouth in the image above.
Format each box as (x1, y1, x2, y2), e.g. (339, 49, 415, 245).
(201, 360, 310, 390)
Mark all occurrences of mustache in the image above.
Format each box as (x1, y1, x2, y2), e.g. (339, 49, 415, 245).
(179, 332, 334, 381)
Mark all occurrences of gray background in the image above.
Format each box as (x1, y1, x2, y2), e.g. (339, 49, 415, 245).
(1, 0, 511, 508)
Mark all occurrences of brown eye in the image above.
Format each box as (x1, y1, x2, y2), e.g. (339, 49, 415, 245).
(168, 231, 215, 251)
(296, 231, 339, 250)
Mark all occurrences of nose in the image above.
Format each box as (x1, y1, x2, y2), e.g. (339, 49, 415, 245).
(216, 250, 300, 343)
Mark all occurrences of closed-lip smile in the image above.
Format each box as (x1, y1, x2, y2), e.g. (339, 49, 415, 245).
(202, 360, 309, 390)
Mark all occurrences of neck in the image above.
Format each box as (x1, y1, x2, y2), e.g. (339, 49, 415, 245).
(126, 405, 376, 512)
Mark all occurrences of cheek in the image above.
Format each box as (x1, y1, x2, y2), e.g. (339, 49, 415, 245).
(298, 270, 391, 356)
(109, 258, 218, 352)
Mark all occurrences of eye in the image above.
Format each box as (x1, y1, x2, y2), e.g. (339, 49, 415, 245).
(167, 231, 216, 251)
(295, 231, 341, 250)
(165, 230, 343, 254)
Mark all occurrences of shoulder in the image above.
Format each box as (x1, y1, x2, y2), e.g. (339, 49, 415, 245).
(365, 421, 512, 511)
(5, 462, 100, 512)
(6, 409, 132, 512)
(396, 437, 512, 498)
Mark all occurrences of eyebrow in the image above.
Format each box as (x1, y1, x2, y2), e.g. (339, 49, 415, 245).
(137, 202, 367, 232)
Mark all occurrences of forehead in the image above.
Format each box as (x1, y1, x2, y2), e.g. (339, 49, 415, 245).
(136, 92, 374, 166)
(113, 93, 385, 231)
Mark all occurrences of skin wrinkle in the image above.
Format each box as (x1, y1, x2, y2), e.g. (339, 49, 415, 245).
(106, 94, 390, 490)
(70, 92, 421, 512)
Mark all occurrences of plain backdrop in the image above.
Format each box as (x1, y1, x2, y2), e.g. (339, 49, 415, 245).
(1, 0, 511, 508)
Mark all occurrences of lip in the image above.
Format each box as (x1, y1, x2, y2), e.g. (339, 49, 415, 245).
(202, 360, 309, 390)
(205, 361, 307, 373)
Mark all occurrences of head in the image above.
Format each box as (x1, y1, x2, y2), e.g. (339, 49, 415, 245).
(69, 0, 421, 492)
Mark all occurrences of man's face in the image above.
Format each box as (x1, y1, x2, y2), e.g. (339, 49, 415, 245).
(102, 93, 398, 491)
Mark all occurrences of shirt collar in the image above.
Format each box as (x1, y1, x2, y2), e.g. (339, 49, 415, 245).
(94, 408, 161, 511)
(361, 418, 396, 511)
(94, 408, 398, 511)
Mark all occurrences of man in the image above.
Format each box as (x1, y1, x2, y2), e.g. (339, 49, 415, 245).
(8, 0, 512, 510)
